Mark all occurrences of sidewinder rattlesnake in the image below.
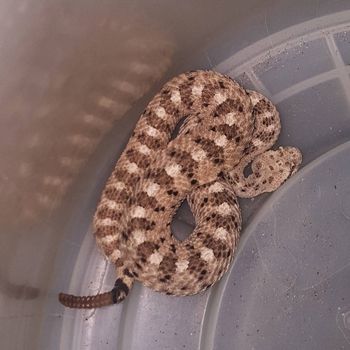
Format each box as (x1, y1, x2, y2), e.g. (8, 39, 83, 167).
(59, 70, 302, 308)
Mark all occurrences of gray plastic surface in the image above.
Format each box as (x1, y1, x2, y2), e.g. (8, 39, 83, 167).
(205, 142, 350, 350)
(1, 1, 350, 350)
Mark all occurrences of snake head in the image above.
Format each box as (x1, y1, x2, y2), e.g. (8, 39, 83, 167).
(255, 146, 302, 192)
(278, 146, 303, 176)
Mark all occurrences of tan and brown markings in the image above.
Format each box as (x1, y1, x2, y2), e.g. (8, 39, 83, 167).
(59, 70, 302, 308)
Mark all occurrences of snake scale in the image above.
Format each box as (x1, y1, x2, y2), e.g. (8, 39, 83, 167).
(59, 70, 302, 308)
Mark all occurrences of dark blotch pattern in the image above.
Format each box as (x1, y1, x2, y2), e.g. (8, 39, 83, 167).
(179, 80, 195, 107)
(137, 132, 163, 150)
(137, 191, 159, 208)
(199, 139, 225, 165)
(159, 255, 177, 275)
(137, 241, 159, 260)
(214, 98, 244, 117)
(96, 206, 122, 221)
(145, 110, 173, 133)
(104, 187, 129, 202)
(131, 218, 156, 231)
(146, 168, 174, 187)
(126, 148, 151, 169)
(188, 254, 207, 275)
(216, 124, 238, 140)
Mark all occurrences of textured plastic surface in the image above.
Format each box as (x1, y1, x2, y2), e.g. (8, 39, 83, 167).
(1, 1, 350, 350)
(206, 142, 350, 350)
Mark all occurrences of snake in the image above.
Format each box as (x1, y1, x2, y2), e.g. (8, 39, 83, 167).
(59, 70, 302, 308)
